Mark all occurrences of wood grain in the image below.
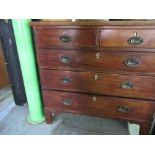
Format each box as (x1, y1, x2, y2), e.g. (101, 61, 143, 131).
(30, 21, 155, 134)
(43, 90, 155, 122)
(40, 69, 155, 100)
(34, 27, 98, 48)
(37, 49, 155, 74)
(100, 28, 155, 48)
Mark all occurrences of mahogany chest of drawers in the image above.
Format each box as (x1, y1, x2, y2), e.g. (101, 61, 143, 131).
(30, 21, 155, 134)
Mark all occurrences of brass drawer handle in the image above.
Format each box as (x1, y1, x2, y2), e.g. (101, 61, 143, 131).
(60, 55, 71, 63)
(127, 32, 143, 46)
(62, 98, 72, 106)
(61, 77, 72, 84)
(59, 35, 71, 43)
(117, 105, 129, 113)
(125, 58, 139, 67)
(121, 81, 133, 89)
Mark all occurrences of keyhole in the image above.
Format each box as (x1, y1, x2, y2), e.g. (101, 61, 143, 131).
(96, 53, 100, 59)
(93, 97, 96, 102)
(94, 74, 99, 80)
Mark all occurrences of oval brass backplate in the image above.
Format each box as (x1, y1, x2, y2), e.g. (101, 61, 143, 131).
(121, 81, 133, 89)
(60, 55, 71, 63)
(59, 35, 71, 43)
(61, 77, 72, 84)
(127, 32, 143, 46)
(62, 98, 72, 106)
(117, 105, 129, 113)
(125, 58, 140, 67)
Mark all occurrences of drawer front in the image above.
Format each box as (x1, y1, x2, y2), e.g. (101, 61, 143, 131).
(34, 27, 98, 48)
(43, 90, 155, 121)
(100, 29, 155, 48)
(40, 70, 155, 100)
(38, 49, 155, 74)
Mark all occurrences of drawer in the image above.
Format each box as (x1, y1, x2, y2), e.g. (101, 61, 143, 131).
(100, 28, 155, 48)
(38, 49, 155, 74)
(34, 27, 98, 48)
(43, 90, 155, 121)
(40, 70, 155, 100)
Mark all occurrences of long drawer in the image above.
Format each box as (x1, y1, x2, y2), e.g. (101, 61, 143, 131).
(40, 69, 155, 100)
(38, 49, 155, 74)
(34, 27, 98, 48)
(43, 90, 155, 121)
(100, 28, 155, 48)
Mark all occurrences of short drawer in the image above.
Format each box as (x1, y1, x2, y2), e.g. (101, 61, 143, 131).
(37, 49, 155, 74)
(40, 69, 155, 100)
(43, 90, 155, 121)
(34, 27, 98, 48)
(100, 28, 155, 48)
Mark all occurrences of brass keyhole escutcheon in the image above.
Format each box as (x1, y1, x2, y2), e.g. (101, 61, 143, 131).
(93, 96, 96, 102)
(96, 53, 100, 60)
(94, 74, 99, 80)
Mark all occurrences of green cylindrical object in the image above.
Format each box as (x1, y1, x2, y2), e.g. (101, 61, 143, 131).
(12, 19, 44, 124)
